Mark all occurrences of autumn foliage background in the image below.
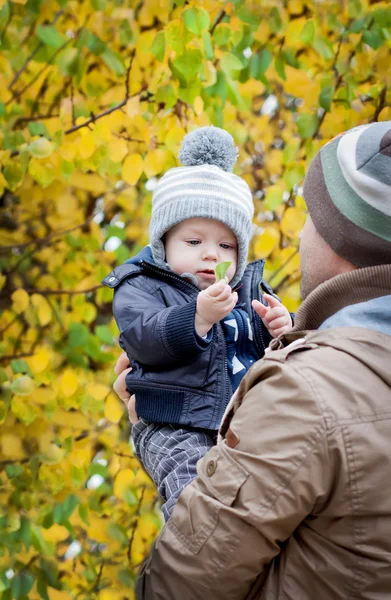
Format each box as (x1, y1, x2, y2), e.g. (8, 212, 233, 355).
(0, 0, 391, 597)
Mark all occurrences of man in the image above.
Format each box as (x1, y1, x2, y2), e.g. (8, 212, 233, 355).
(114, 121, 391, 599)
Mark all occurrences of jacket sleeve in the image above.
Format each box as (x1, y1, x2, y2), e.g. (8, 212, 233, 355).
(113, 281, 211, 367)
(131, 421, 214, 521)
(135, 358, 330, 600)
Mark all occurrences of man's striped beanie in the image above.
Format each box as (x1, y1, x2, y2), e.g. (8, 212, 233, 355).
(303, 121, 391, 267)
(149, 126, 254, 287)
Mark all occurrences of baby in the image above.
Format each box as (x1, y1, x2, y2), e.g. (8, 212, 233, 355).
(103, 126, 292, 519)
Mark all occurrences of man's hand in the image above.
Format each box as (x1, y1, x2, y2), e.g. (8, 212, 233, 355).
(252, 293, 292, 338)
(195, 280, 238, 337)
(113, 352, 138, 424)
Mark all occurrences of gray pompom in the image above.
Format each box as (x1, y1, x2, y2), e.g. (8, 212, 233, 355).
(178, 126, 238, 172)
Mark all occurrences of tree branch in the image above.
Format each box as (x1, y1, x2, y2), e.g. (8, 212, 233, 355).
(372, 85, 387, 122)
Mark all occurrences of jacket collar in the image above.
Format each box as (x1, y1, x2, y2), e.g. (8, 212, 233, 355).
(292, 264, 391, 332)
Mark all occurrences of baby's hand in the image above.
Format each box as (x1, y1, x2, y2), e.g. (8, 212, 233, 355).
(252, 293, 292, 338)
(195, 280, 238, 337)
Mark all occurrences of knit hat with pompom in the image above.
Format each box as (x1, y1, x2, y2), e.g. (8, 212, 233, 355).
(149, 126, 254, 287)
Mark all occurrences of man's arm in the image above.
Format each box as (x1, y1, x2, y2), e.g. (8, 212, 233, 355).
(132, 421, 214, 521)
(135, 359, 330, 600)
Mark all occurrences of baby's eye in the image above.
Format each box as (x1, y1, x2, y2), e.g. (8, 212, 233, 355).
(187, 240, 201, 245)
(220, 243, 233, 250)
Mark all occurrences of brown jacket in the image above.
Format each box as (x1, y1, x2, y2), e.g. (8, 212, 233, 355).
(136, 265, 391, 599)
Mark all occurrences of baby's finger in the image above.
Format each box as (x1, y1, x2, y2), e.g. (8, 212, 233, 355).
(267, 316, 290, 331)
(269, 324, 291, 338)
(264, 306, 287, 323)
(215, 284, 232, 302)
(207, 280, 226, 297)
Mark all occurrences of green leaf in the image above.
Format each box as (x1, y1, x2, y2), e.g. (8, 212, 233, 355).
(213, 23, 231, 47)
(0, 101, 5, 118)
(220, 52, 244, 77)
(313, 36, 334, 60)
(28, 121, 49, 137)
(36, 25, 66, 49)
(11, 572, 34, 599)
(156, 84, 177, 108)
(151, 31, 165, 62)
(91, 0, 106, 9)
(37, 578, 49, 600)
(319, 85, 334, 111)
(215, 262, 232, 282)
(95, 325, 114, 344)
(300, 19, 315, 44)
(78, 503, 89, 526)
(269, 7, 282, 33)
(362, 29, 384, 49)
(249, 49, 272, 79)
(283, 164, 305, 190)
(10, 359, 32, 376)
(68, 322, 90, 349)
(119, 19, 133, 45)
(202, 31, 214, 60)
(5, 464, 24, 479)
(56, 47, 79, 76)
(102, 49, 126, 75)
(171, 49, 203, 83)
(264, 186, 284, 211)
(297, 113, 319, 139)
(3, 131, 25, 150)
(0, 2, 10, 32)
(275, 54, 286, 80)
(62, 494, 78, 520)
(85, 32, 106, 55)
(183, 7, 210, 35)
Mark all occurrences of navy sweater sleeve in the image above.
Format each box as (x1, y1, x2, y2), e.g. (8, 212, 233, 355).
(113, 281, 211, 367)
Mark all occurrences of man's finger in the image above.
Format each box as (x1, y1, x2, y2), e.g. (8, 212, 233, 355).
(252, 298, 269, 318)
(113, 367, 132, 404)
(114, 352, 130, 376)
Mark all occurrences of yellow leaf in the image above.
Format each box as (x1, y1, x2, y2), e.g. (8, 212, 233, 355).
(11, 289, 30, 314)
(143, 149, 167, 178)
(378, 107, 391, 122)
(69, 447, 91, 468)
(165, 126, 186, 155)
(114, 469, 136, 499)
(60, 369, 79, 397)
(85, 383, 110, 401)
(11, 0, 27, 4)
(122, 153, 144, 185)
(31, 293, 52, 326)
(280, 207, 306, 239)
(194, 96, 204, 116)
(253, 227, 280, 258)
(126, 96, 141, 119)
(0, 273, 5, 291)
(11, 395, 39, 425)
(104, 392, 124, 424)
(42, 524, 70, 543)
(0, 433, 25, 459)
(70, 172, 108, 193)
(108, 137, 128, 163)
(77, 132, 96, 160)
(58, 141, 76, 161)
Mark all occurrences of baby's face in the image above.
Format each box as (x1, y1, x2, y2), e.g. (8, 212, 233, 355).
(164, 218, 238, 290)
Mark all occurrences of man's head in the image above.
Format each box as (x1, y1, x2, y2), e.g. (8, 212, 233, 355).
(164, 217, 237, 290)
(300, 121, 391, 299)
(149, 126, 254, 288)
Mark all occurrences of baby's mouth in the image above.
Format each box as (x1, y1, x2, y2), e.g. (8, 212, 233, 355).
(197, 269, 216, 279)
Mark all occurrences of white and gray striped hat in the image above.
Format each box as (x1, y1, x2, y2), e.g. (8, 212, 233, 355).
(150, 126, 254, 287)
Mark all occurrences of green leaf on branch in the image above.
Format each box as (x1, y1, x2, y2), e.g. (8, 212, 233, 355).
(151, 31, 165, 62)
(297, 113, 319, 139)
(250, 49, 272, 79)
(202, 31, 214, 60)
(36, 26, 66, 49)
(11, 572, 34, 599)
(183, 7, 210, 35)
(102, 49, 126, 75)
(215, 262, 231, 282)
(319, 85, 334, 111)
(213, 23, 231, 47)
(362, 29, 384, 49)
(301, 20, 315, 44)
